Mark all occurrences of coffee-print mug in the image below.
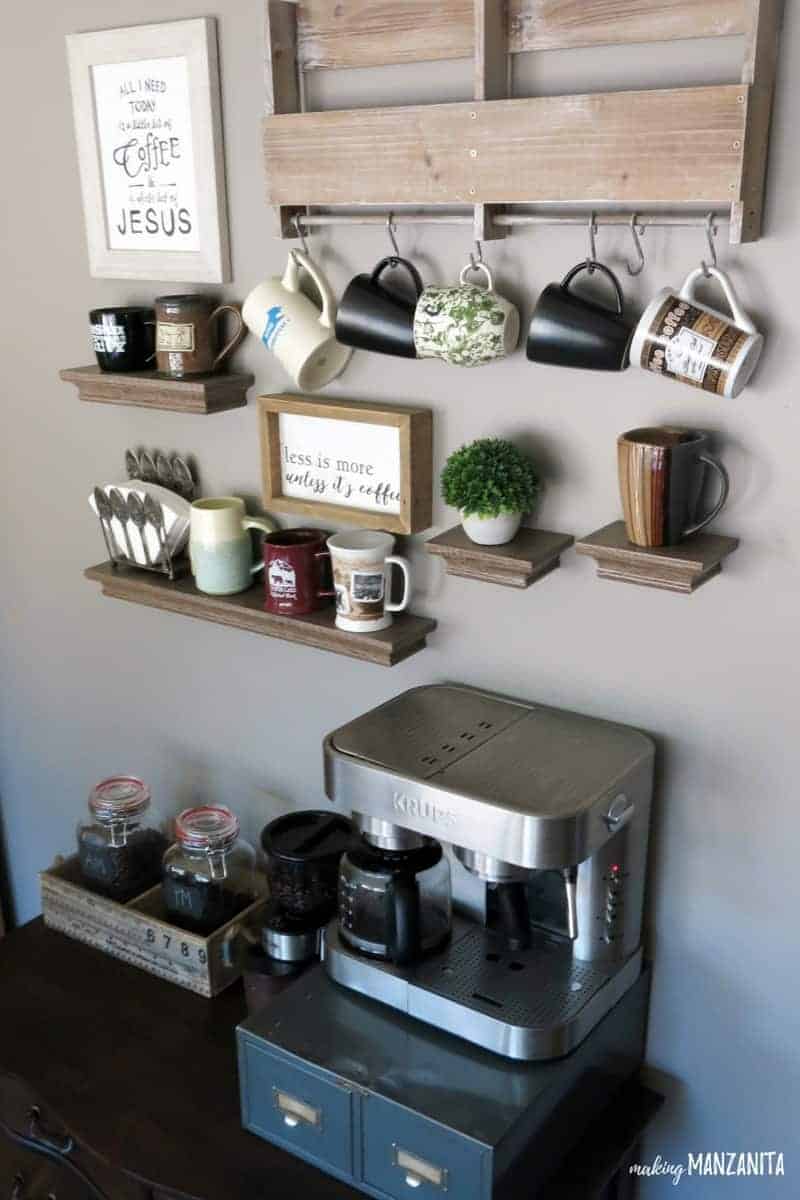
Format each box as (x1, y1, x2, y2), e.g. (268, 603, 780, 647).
(413, 262, 519, 367)
(154, 295, 245, 378)
(190, 498, 276, 596)
(327, 531, 411, 633)
(630, 266, 763, 398)
(242, 250, 353, 391)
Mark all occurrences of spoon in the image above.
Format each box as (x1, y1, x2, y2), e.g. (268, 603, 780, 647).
(171, 455, 194, 499)
(138, 451, 157, 484)
(108, 488, 136, 563)
(124, 449, 140, 481)
(143, 494, 169, 568)
(93, 487, 117, 562)
(127, 491, 152, 567)
(156, 452, 175, 491)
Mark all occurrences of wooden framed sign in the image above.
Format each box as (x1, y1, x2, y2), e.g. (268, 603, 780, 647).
(258, 395, 433, 535)
(66, 18, 231, 282)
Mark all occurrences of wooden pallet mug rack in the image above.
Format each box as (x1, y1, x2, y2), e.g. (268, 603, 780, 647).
(263, 0, 780, 244)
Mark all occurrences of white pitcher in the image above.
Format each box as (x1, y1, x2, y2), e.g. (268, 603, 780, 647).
(242, 249, 352, 391)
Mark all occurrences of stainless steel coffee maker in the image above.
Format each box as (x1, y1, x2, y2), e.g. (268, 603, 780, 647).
(323, 684, 654, 1061)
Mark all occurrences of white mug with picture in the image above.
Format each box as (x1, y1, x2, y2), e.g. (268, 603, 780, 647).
(327, 531, 411, 633)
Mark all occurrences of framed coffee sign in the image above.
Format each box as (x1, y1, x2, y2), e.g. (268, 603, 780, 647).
(66, 19, 231, 282)
(258, 395, 433, 535)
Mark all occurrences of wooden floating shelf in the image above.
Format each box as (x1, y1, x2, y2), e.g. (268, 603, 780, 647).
(425, 525, 574, 589)
(575, 522, 739, 593)
(85, 561, 436, 667)
(60, 365, 253, 414)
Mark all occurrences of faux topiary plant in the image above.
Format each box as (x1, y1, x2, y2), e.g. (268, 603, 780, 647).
(441, 438, 540, 518)
(441, 438, 541, 546)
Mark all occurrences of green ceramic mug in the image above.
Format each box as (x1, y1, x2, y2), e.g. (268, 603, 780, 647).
(413, 261, 520, 367)
(190, 497, 276, 595)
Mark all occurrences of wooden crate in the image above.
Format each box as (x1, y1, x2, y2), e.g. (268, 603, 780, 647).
(264, 0, 782, 243)
(41, 857, 268, 997)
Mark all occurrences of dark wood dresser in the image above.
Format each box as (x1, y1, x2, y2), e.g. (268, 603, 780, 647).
(0, 921, 661, 1199)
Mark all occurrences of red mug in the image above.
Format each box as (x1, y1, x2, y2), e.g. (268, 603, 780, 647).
(263, 529, 334, 616)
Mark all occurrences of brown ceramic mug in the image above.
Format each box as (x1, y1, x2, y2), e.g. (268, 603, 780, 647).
(155, 294, 245, 378)
(617, 427, 729, 548)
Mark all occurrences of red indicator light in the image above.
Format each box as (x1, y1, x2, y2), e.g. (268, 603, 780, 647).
(611, 864, 620, 873)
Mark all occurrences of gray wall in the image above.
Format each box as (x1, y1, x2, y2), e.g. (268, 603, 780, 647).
(1, 4, 798, 1195)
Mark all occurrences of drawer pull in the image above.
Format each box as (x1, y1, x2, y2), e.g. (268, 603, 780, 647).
(392, 1146, 448, 1191)
(28, 1108, 74, 1157)
(272, 1088, 322, 1131)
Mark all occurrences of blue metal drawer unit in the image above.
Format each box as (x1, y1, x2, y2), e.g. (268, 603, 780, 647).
(239, 1038, 355, 1178)
(237, 967, 648, 1200)
(362, 1093, 488, 1200)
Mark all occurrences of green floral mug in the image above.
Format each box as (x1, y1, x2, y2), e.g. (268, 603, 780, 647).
(413, 262, 520, 367)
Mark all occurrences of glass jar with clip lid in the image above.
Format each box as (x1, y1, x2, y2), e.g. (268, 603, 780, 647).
(77, 775, 168, 903)
(162, 805, 257, 935)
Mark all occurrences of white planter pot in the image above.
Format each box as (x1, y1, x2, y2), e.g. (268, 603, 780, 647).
(460, 511, 522, 546)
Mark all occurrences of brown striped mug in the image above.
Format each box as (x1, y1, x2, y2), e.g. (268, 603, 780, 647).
(617, 427, 729, 548)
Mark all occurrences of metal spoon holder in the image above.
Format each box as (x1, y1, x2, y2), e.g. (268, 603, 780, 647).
(93, 451, 196, 581)
(94, 487, 188, 581)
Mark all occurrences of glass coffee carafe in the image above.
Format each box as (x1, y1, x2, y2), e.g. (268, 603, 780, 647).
(77, 776, 168, 903)
(162, 806, 257, 935)
(337, 836, 451, 965)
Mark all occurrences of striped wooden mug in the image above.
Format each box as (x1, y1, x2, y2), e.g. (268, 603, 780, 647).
(617, 427, 729, 548)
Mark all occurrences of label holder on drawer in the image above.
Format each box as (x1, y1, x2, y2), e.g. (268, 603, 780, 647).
(272, 1086, 323, 1132)
(392, 1144, 449, 1191)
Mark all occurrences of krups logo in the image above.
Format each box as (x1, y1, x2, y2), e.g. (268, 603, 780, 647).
(391, 791, 457, 826)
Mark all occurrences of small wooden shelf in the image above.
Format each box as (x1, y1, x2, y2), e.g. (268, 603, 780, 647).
(425, 525, 574, 589)
(575, 521, 739, 593)
(85, 562, 436, 667)
(60, 365, 253, 414)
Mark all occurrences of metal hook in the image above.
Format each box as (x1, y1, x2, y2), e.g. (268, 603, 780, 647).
(586, 212, 598, 274)
(626, 214, 646, 276)
(467, 240, 485, 273)
(701, 212, 717, 277)
(387, 213, 400, 260)
(292, 212, 309, 255)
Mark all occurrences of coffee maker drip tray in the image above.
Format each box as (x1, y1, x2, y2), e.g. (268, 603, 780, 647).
(324, 918, 641, 1061)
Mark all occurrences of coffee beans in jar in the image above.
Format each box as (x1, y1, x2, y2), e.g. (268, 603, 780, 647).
(162, 806, 258, 936)
(77, 776, 168, 903)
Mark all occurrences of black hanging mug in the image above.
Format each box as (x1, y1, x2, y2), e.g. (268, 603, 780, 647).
(335, 256, 424, 358)
(526, 261, 634, 371)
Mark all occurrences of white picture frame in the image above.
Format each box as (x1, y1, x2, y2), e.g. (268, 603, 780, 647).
(66, 18, 231, 283)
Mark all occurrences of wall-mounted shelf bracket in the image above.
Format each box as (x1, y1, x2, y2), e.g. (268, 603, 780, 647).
(425, 525, 573, 589)
(575, 522, 739, 593)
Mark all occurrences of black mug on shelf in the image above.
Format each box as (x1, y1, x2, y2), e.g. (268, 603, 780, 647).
(90, 306, 155, 373)
(526, 261, 634, 371)
(335, 256, 424, 358)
